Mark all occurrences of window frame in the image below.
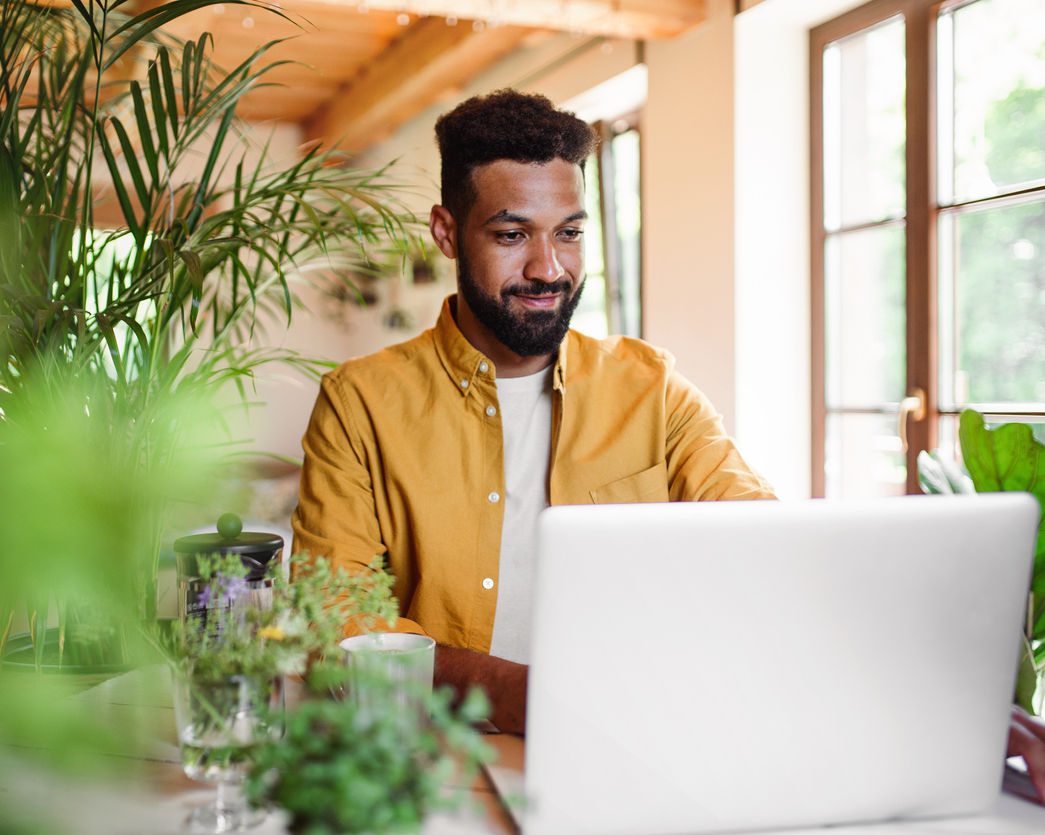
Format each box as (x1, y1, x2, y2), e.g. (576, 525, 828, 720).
(585, 112, 643, 339)
(810, 0, 1045, 497)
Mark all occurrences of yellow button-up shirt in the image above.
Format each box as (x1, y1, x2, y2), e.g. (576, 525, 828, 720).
(292, 296, 775, 652)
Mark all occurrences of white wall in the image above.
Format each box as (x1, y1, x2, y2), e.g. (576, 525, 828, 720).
(644, 0, 739, 433)
(733, 0, 867, 498)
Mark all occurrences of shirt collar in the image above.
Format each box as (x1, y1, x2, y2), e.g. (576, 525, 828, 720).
(433, 295, 492, 398)
(433, 294, 569, 397)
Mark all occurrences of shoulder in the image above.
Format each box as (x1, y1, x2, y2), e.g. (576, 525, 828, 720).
(321, 329, 439, 406)
(565, 330, 676, 376)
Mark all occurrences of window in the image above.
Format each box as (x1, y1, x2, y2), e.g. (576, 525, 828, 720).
(811, 0, 1045, 498)
(573, 114, 643, 339)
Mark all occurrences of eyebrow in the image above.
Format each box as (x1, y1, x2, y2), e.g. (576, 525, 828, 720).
(483, 209, 589, 225)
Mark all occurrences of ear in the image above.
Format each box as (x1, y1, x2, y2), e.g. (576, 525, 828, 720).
(429, 205, 458, 260)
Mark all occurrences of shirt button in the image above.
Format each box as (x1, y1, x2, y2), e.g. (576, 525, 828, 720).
(460, 379, 469, 389)
(485, 405, 497, 417)
(479, 362, 489, 373)
(488, 492, 500, 503)
(482, 578, 494, 590)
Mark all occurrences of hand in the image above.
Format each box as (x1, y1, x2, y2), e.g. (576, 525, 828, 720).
(434, 644, 528, 734)
(1009, 705, 1045, 802)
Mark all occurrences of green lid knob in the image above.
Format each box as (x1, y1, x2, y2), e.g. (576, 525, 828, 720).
(217, 512, 243, 540)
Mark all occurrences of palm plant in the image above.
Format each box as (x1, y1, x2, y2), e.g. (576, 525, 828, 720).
(0, 0, 420, 669)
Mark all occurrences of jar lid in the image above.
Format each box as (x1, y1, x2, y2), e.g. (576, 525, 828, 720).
(173, 531, 284, 558)
(174, 529, 284, 581)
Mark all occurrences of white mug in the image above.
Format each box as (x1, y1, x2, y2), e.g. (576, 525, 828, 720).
(338, 633, 436, 728)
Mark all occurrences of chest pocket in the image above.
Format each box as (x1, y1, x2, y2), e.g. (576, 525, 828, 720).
(589, 460, 670, 504)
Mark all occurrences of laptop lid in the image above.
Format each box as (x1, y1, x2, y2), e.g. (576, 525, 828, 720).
(524, 494, 1040, 835)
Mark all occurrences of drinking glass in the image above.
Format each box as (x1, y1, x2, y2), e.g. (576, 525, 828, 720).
(338, 633, 435, 737)
(172, 672, 284, 832)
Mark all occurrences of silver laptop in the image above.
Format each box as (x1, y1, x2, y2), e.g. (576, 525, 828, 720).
(510, 494, 1039, 835)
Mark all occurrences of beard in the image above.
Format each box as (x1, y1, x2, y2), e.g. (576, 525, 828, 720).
(456, 243, 585, 358)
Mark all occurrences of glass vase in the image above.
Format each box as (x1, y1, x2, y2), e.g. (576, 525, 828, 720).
(172, 672, 283, 832)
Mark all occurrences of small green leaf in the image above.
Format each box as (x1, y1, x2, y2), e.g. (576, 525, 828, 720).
(56, 597, 68, 671)
(160, 46, 180, 139)
(1017, 635, 1039, 713)
(0, 595, 15, 666)
(178, 249, 204, 332)
(131, 80, 160, 184)
(27, 597, 48, 674)
(916, 450, 951, 494)
(108, 116, 150, 226)
(97, 127, 143, 239)
(0, 142, 21, 286)
(177, 248, 204, 286)
(148, 60, 171, 158)
(94, 311, 127, 385)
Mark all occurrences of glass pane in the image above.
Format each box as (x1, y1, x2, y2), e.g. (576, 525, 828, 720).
(823, 16, 906, 231)
(937, 413, 961, 464)
(575, 154, 609, 338)
(612, 129, 641, 338)
(824, 225, 906, 409)
(946, 0, 1045, 203)
(825, 412, 906, 499)
(945, 200, 1045, 407)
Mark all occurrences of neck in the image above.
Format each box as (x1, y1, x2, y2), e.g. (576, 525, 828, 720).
(452, 295, 557, 378)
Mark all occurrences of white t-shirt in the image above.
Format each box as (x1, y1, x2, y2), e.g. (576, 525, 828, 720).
(488, 366, 554, 665)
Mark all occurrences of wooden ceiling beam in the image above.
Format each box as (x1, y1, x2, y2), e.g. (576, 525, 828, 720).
(320, 0, 706, 39)
(304, 16, 531, 152)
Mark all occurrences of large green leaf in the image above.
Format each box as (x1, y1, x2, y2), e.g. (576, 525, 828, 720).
(959, 408, 1045, 598)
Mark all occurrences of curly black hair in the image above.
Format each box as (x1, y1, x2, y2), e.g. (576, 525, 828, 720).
(434, 89, 599, 222)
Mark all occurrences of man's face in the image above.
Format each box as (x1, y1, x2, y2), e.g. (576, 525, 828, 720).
(451, 158, 587, 359)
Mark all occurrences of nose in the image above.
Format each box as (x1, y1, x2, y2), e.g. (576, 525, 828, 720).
(524, 236, 566, 284)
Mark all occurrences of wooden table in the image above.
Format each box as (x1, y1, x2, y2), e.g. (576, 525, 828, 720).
(8, 667, 1045, 835)
(0, 666, 515, 835)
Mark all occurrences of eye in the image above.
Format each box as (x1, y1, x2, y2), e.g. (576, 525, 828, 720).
(495, 230, 525, 243)
(558, 227, 584, 241)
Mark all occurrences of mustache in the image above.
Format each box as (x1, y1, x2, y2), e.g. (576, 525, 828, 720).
(502, 278, 573, 297)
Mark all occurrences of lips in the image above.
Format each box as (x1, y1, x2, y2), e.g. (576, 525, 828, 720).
(510, 292, 563, 312)
(512, 292, 560, 307)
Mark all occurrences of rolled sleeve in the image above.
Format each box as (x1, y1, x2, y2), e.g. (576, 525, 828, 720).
(663, 371, 776, 502)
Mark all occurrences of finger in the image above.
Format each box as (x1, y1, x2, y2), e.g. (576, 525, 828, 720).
(1012, 706, 1045, 742)
(1009, 722, 1045, 803)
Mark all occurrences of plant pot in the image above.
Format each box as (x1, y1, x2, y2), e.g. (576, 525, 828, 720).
(0, 623, 167, 691)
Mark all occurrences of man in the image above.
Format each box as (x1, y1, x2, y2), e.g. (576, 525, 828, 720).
(291, 90, 1045, 799)
(293, 89, 772, 733)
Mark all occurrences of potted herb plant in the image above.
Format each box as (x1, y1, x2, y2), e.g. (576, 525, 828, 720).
(166, 546, 400, 831)
(244, 679, 493, 835)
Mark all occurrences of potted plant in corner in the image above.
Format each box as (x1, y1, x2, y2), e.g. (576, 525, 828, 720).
(0, 0, 420, 677)
(918, 409, 1045, 712)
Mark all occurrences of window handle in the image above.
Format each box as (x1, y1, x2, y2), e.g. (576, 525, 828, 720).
(899, 387, 927, 454)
